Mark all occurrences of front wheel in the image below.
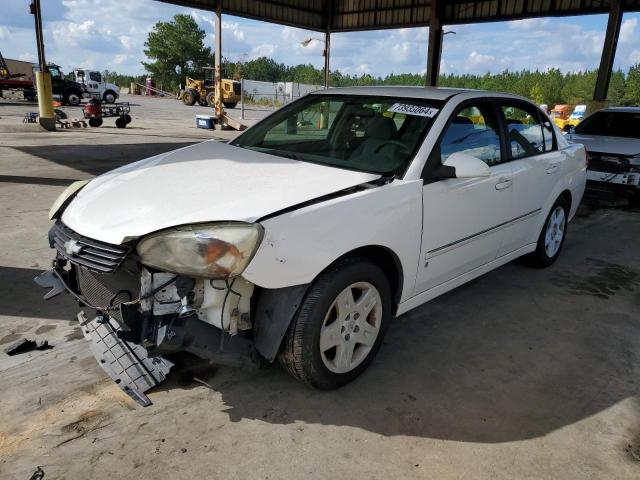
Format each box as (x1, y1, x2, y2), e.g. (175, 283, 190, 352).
(526, 196, 569, 267)
(223, 102, 237, 109)
(64, 91, 82, 106)
(278, 259, 391, 389)
(103, 90, 116, 104)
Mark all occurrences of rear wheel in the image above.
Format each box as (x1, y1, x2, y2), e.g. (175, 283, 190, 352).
(526, 196, 569, 267)
(279, 259, 391, 389)
(223, 102, 237, 109)
(115, 117, 127, 128)
(88, 117, 102, 127)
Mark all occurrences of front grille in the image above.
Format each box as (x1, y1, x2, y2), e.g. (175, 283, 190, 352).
(76, 266, 140, 321)
(588, 154, 632, 174)
(51, 221, 131, 273)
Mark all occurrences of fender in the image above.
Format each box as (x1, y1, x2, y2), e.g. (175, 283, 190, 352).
(242, 179, 424, 304)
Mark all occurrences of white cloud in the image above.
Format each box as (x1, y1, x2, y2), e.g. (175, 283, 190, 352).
(390, 42, 412, 64)
(508, 18, 549, 31)
(466, 51, 495, 71)
(113, 54, 127, 65)
(0, 26, 9, 39)
(620, 18, 637, 44)
(18, 52, 37, 62)
(119, 35, 134, 50)
(251, 43, 277, 58)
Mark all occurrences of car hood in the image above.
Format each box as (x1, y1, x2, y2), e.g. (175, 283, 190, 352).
(62, 140, 380, 245)
(570, 134, 640, 156)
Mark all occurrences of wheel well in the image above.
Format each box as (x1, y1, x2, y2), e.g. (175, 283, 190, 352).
(103, 89, 116, 97)
(559, 189, 572, 212)
(335, 246, 403, 313)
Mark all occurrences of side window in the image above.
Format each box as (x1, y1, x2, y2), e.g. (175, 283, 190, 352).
(89, 71, 101, 82)
(501, 104, 545, 158)
(440, 103, 502, 166)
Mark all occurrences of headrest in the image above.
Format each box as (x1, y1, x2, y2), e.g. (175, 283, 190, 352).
(365, 116, 397, 140)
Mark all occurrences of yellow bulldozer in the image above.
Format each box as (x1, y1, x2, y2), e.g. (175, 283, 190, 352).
(181, 67, 241, 108)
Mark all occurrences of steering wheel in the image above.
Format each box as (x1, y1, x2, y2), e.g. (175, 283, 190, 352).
(373, 140, 411, 154)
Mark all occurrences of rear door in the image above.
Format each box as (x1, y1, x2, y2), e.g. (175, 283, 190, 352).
(497, 101, 562, 255)
(414, 101, 513, 294)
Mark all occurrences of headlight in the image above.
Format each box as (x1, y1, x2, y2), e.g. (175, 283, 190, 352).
(136, 223, 263, 279)
(49, 180, 90, 220)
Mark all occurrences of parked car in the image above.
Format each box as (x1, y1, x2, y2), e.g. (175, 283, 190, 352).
(569, 107, 640, 202)
(36, 87, 586, 405)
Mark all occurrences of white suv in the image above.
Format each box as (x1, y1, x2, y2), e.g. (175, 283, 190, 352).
(37, 87, 586, 405)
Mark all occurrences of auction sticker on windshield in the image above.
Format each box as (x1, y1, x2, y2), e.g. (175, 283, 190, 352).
(387, 103, 439, 117)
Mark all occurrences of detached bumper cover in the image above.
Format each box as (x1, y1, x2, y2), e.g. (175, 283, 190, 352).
(78, 311, 173, 406)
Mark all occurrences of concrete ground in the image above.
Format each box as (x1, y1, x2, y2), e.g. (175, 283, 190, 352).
(0, 95, 639, 479)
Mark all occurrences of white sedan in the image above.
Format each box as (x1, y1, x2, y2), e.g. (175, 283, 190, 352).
(37, 87, 586, 405)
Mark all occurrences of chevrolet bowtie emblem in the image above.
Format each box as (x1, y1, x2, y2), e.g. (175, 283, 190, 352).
(64, 239, 83, 256)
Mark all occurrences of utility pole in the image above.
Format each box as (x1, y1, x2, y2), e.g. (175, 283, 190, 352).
(30, 0, 55, 130)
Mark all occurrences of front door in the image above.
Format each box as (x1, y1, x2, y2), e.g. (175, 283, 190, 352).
(414, 101, 514, 294)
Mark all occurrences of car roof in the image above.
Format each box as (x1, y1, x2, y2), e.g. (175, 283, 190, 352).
(309, 86, 499, 101)
(598, 106, 640, 113)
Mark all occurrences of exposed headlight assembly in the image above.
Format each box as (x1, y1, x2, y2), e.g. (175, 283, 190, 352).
(48, 180, 90, 220)
(136, 223, 263, 279)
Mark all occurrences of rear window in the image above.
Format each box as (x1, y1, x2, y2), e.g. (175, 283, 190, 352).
(575, 111, 640, 139)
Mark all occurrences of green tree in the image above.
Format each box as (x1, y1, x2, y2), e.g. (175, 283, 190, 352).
(142, 14, 212, 91)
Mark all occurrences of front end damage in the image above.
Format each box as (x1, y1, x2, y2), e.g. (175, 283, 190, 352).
(35, 221, 304, 406)
(585, 152, 640, 204)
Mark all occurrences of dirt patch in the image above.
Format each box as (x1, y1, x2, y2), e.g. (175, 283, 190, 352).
(65, 326, 84, 342)
(0, 333, 21, 345)
(35, 324, 57, 335)
(551, 258, 639, 299)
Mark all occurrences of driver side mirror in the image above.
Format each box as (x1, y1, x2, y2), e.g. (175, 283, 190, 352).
(442, 152, 491, 178)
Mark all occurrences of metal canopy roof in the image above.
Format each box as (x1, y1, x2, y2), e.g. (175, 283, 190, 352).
(161, 0, 640, 31)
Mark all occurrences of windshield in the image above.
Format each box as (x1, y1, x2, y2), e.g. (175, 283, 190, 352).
(231, 94, 443, 175)
(575, 111, 640, 139)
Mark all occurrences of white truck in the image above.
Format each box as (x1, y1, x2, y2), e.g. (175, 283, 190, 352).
(74, 69, 119, 103)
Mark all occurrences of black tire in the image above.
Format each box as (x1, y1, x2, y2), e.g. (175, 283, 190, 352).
(526, 196, 570, 268)
(223, 102, 237, 109)
(206, 91, 216, 107)
(278, 258, 391, 389)
(64, 90, 82, 106)
(115, 117, 127, 128)
(103, 90, 116, 104)
(124, 114, 132, 124)
(182, 89, 197, 106)
(88, 117, 103, 127)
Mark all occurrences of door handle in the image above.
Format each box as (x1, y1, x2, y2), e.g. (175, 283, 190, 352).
(495, 177, 512, 190)
(546, 164, 560, 174)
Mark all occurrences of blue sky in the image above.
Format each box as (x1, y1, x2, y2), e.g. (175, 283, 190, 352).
(1, 0, 639, 78)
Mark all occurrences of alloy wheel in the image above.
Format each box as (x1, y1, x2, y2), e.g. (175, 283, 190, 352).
(319, 282, 382, 374)
(544, 206, 566, 257)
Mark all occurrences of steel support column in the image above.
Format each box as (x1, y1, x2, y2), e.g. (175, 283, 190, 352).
(323, 0, 332, 88)
(594, 0, 623, 101)
(426, 0, 443, 87)
(213, 0, 223, 118)
(29, 0, 55, 130)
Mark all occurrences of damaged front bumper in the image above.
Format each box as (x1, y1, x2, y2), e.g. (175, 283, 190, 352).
(35, 221, 307, 406)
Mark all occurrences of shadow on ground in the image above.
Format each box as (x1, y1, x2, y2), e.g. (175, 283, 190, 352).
(0, 266, 76, 320)
(155, 239, 640, 443)
(12, 142, 197, 175)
